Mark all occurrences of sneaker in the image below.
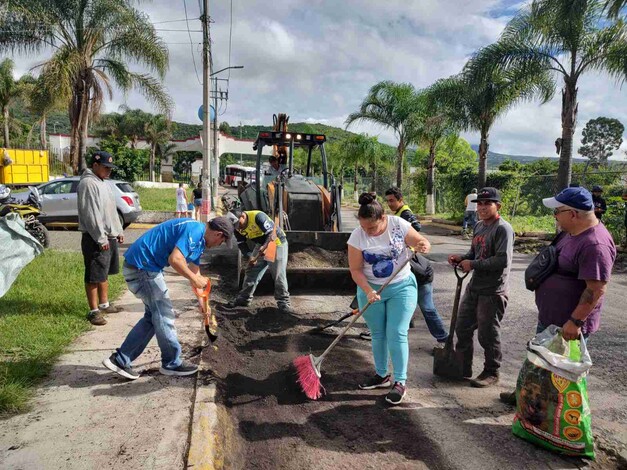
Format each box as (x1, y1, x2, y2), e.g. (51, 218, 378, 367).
(359, 330, 372, 341)
(102, 353, 139, 380)
(88, 311, 107, 326)
(224, 299, 250, 309)
(159, 360, 199, 376)
(470, 370, 500, 388)
(359, 373, 391, 390)
(100, 304, 123, 314)
(500, 391, 517, 406)
(385, 382, 407, 405)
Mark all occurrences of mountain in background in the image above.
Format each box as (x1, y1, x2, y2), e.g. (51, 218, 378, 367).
(468, 144, 590, 168)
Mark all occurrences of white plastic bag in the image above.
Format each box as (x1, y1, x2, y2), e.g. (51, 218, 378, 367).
(526, 325, 592, 383)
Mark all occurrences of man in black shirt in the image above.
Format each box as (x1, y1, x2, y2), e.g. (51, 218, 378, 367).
(591, 185, 607, 220)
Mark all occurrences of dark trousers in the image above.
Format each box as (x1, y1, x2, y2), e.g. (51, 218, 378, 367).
(455, 286, 508, 375)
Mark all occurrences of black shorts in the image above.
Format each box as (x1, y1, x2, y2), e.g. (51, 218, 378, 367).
(81, 233, 120, 283)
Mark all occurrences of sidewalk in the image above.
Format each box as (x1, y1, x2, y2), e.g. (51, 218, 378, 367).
(0, 270, 207, 470)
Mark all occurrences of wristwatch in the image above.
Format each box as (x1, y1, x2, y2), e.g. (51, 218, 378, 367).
(569, 316, 585, 327)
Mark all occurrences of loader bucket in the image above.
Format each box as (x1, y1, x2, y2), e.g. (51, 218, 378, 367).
(251, 230, 354, 293)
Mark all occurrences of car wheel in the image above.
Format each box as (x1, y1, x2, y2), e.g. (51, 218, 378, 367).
(118, 212, 130, 229)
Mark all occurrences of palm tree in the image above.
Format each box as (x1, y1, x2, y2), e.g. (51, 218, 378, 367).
(144, 114, 172, 182)
(429, 64, 553, 189)
(0, 58, 21, 147)
(346, 81, 421, 188)
(604, 0, 626, 17)
(22, 74, 68, 149)
(0, 0, 173, 173)
(412, 90, 459, 214)
(338, 133, 378, 199)
(465, 0, 627, 189)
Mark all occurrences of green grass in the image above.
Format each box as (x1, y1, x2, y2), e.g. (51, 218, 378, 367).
(0, 251, 125, 414)
(134, 186, 192, 212)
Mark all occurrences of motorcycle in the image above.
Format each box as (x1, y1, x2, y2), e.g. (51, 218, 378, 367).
(0, 184, 50, 248)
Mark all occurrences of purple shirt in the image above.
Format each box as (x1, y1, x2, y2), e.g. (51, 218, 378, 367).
(535, 223, 616, 334)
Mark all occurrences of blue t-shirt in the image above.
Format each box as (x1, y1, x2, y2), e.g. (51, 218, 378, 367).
(124, 218, 206, 271)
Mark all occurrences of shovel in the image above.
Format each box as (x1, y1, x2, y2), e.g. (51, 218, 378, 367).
(433, 264, 469, 379)
(194, 281, 218, 344)
(308, 296, 359, 334)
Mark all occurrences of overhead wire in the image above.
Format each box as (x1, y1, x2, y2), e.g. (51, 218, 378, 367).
(182, 0, 202, 85)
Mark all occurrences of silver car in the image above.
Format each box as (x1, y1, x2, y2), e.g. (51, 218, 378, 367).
(16, 177, 142, 228)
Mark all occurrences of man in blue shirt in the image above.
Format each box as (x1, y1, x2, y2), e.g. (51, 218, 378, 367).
(103, 216, 233, 380)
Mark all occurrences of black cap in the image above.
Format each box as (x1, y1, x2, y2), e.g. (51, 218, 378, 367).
(92, 151, 117, 169)
(208, 216, 234, 247)
(472, 187, 501, 203)
(591, 185, 603, 193)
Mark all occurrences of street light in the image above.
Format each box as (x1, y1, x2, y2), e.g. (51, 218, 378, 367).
(208, 65, 244, 212)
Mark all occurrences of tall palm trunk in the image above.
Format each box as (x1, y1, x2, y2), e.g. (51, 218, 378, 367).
(477, 127, 489, 188)
(425, 142, 436, 215)
(396, 141, 405, 189)
(69, 78, 87, 174)
(39, 114, 47, 149)
(557, 78, 578, 191)
(2, 105, 10, 147)
(78, 79, 91, 172)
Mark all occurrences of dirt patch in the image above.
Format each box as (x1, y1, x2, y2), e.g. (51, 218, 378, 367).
(288, 246, 348, 268)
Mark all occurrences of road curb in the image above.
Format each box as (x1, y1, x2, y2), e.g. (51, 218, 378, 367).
(187, 372, 219, 469)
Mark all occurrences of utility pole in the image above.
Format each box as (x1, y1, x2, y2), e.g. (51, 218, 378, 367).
(211, 82, 219, 207)
(200, 0, 212, 222)
(239, 121, 242, 164)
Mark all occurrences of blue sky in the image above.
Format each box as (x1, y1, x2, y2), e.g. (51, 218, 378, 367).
(10, 0, 627, 159)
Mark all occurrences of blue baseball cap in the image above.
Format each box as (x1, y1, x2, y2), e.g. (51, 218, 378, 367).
(542, 187, 593, 212)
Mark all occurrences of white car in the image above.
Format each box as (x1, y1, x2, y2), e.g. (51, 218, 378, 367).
(15, 177, 142, 228)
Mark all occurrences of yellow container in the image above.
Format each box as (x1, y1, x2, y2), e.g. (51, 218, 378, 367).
(0, 148, 50, 185)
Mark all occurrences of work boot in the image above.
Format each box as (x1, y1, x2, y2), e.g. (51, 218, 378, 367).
(88, 311, 107, 326)
(159, 360, 199, 377)
(224, 298, 250, 309)
(278, 305, 296, 315)
(102, 353, 139, 380)
(385, 382, 407, 406)
(470, 370, 500, 388)
(359, 373, 391, 390)
(100, 304, 124, 314)
(500, 390, 517, 406)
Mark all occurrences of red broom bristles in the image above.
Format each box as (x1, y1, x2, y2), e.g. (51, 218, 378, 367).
(293, 355, 324, 400)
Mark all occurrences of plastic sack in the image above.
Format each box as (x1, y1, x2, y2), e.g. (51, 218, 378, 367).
(512, 325, 594, 459)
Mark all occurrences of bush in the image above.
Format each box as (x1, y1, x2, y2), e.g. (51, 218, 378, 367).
(87, 137, 149, 182)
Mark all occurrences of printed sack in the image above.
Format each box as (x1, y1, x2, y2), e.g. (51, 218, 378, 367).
(512, 325, 594, 459)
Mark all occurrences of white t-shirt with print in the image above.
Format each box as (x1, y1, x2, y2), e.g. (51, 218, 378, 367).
(347, 215, 412, 285)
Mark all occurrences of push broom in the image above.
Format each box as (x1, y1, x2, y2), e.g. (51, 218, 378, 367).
(293, 249, 414, 400)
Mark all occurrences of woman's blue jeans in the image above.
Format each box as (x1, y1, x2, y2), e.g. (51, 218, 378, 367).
(417, 282, 449, 342)
(357, 275, 417, 385)
(115, 263, 182, 370)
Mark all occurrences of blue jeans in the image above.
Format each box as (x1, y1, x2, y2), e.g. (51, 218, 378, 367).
(115, 263, 182, 369)
(462, 211, 477, 230)
(417, 282, 448, 342)
(357, 275, 417, 385)
(238, 242, 290, 308)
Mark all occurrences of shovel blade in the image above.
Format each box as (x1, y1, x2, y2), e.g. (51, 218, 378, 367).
(433, 347, 466, 379)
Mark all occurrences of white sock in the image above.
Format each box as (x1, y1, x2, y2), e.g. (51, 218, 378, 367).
(99, 302, 110, 309)
(89, 308, 99, 316)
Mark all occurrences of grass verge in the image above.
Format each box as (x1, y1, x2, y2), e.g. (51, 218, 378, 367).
(135, 186, 192, 212)
(0, 250, 125, 414)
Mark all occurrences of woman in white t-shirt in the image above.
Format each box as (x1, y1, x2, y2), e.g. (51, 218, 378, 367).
(347, 193, 431, 405)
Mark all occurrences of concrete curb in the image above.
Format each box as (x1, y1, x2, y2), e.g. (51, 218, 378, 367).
(187, 377, 219, 469)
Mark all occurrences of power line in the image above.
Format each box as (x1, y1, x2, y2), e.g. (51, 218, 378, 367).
(182, 0, 202, 85)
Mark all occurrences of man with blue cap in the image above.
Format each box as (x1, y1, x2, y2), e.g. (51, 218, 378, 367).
(501, 186, 616, 405)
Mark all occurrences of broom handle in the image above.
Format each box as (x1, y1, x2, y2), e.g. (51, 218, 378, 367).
(314, 248, 415, 366)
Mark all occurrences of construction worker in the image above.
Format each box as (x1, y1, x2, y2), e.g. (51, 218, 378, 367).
(383, 187, 421, 232)
(225, 209, 294, 314)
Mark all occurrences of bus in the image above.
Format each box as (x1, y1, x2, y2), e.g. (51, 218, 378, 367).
(224, 164, 256, 187)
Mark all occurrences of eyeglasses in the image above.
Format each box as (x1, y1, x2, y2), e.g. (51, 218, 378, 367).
(553, 208, 573, 216)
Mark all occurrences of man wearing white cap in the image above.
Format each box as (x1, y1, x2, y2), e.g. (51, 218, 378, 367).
(501, 186, 616, 405)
